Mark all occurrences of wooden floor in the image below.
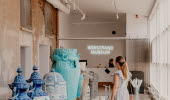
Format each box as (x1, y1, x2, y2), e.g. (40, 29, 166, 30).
(93, 94, 151, 100)
(130, 94, 151, 100)
(96, 87, 151, 100)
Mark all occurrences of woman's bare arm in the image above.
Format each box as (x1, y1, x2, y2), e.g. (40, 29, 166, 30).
(110, 74, 119, 100)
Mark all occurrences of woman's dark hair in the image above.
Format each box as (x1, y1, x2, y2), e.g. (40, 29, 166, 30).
(109, 58, 114, 68)
(109, 58, 114, 63)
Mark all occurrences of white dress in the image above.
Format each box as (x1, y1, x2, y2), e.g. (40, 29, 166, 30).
(113, 70, 130, 100)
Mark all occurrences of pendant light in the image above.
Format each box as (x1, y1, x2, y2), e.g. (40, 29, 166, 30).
(73, 0, 76, 11)
(70, 0, 86, 20)
(112, 0, 119, 19)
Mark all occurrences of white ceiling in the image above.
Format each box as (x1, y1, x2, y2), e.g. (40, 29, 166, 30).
(72, 0, 155, 18)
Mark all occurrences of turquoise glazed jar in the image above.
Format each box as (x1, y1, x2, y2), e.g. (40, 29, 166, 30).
(8, 67, 32, 100)
(52, 49, 81, 100)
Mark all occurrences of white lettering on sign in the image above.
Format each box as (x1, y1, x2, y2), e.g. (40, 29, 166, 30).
(87, 45, 114, 55)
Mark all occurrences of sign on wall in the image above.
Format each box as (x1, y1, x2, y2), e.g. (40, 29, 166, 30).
(87, 45, 114, 55)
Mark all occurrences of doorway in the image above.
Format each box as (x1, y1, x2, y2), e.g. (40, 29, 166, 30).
(20, 46, 32, 79)
(39, 44, 50, 77)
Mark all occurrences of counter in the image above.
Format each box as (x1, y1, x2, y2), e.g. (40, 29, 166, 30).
(86, 68, 117, 82)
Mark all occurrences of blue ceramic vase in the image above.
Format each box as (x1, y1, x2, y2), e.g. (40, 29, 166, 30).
(52, 49, 81, 100)
(27, 65, 50, 100)
(8, 67, 32, 100)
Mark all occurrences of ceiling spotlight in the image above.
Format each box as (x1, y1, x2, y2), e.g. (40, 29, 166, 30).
(46, 0, 70, 14)
(73, 6, 76, 11)
(65, 0, 68, 4)
(69, 0, 86, 20)
(116, 13, 119, 19)
(112, 0, 119, 20)
(81, 14, 86, 20)
(73, 0, 76, 11)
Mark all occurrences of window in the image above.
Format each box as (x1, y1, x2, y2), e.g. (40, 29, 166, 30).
(150, 0, 170, 99)
(44, 2, 57, 36)
(20, 0, 32, 29)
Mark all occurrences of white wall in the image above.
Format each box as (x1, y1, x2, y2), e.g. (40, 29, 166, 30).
(126, 14, 148, 37)
(59, 11, 126, 38)
(59, 11, 126, 68)
(59, 11, 73, 38)
(126, 39, 150, 87)
(59, 12, 150, 87)
(60, 40, 126, 68)
(126, 14, 150, 87)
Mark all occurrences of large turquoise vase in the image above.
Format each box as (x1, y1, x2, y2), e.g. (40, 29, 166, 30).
(52, 49, 81, 100)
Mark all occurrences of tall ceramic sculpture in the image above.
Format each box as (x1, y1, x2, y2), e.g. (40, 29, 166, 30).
(27, 65, 50, 100)
(44, 68, 67, 100)
(77, 62, 87, 99)
(8, 67, 32, 100)
(79, 62, 92, 100)
(89, 71, 99, 99)
(52, 49, 81, 100)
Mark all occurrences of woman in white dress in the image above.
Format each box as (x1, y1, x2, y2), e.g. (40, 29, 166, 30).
(110, 56, 130, 100)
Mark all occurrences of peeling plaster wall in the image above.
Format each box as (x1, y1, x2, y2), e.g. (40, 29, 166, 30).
(0, 0, 20, 99)
(32, 0, 57, 65)
(0, 0, 58, 99)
